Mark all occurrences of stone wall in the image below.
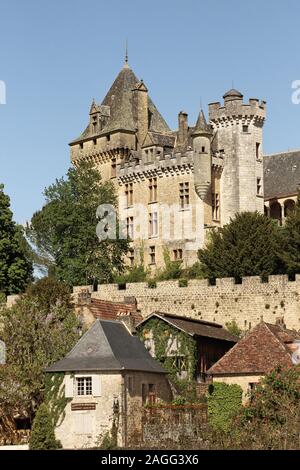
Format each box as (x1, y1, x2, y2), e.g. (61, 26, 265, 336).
(73, 274, 300, 331)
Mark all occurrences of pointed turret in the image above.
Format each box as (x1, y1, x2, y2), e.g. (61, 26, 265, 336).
(192, 109, 212, 201)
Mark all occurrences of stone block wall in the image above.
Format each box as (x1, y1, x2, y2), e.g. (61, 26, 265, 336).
(73, 274, 300, 331)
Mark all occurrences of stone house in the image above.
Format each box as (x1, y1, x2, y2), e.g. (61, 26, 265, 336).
(207, 320, 300, 402)
(45, 319, 172, 449)
(136, 312, 238, 383)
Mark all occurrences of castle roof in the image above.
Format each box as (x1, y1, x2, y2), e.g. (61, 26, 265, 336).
(192, 109, 212, 136)
(264, 150, 300, 200)
(70, 64, 170, 144)
(45, 319, 166, 374)
(223, 88, 243, 101)
(207, 321, 300, 376)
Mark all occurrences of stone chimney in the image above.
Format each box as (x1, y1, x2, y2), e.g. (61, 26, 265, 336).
(178, 111, 188, 145)
(132, 80, 148, 150)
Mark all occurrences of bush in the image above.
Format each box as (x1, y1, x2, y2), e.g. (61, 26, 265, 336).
(29, 403, 62, 450)
(207, 382, 243, 432)
(225, 320, 242, 338)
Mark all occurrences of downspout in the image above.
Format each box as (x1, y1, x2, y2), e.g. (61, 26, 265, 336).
(121, 370, 128, 448)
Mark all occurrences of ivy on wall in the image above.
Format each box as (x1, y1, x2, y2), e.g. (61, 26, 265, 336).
(44, 373, 72, 427)
(138, 318, 197, 382)
(207, 382, 243, 432)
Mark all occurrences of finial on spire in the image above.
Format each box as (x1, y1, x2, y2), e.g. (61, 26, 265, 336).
(124, 39, 129, 67)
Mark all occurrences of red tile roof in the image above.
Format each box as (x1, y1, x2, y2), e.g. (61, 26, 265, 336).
(207, 322, 300, 376)
(89, 298, 143, 325)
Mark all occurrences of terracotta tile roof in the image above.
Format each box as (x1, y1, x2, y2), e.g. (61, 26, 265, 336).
(207, 322, 300, 376)
(136, 312, 238, 343)
(89, 298, 143, 326)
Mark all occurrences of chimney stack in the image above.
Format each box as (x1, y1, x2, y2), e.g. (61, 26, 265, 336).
(178, 111, 188, 145)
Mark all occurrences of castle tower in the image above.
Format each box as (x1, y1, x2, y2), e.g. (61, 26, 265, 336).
(192, 110, 213, 200)
(209, 89, 266, 225)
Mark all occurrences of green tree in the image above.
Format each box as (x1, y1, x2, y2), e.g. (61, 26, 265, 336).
(26, 161, 128, 286)
(26, 277, 71, 311)
(0, 284, 81, 421)
(0, 184, 33, 295)
(29, 403, 61, 450)
(280, 194, 300, 276)
(198, 212, 282, 282)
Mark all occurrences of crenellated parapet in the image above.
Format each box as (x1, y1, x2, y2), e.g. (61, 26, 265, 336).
(209, 97, 266, 127)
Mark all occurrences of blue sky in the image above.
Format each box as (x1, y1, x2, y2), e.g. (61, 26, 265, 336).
(1, 0, 300, 223)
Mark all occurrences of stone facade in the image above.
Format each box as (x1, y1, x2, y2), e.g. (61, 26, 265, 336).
(211, 374, 262, 403)
(70, 61, 266, 270)
(73, 274, 300, 332)
(55, 370, 172, 449)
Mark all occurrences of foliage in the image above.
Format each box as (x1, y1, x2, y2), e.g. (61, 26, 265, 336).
(29, 403, 62, 450)
(207, 382, 243, 432)
(26, 277, 71, 311)
(0, 184, 33, 295)
(44, 373, 71, 427)
(280, 193, 300, 277)
(225, 320, 242, 338)
(155, 249, 182, 281)
(115, 263, 149, 284)
(138, 318, 197, 382)
(26, 160, 128, 286)
(198, 212, 283, 282)
(182, 261, 205, 280)
(0, 290, 81, 421)
(178, 278, 188, 288)
(148, 279, 157, 289)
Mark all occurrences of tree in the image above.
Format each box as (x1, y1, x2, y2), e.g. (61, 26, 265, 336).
(280, 194, 300, 276)
(29, 403, 61, 450)
(198, 212, 282, 281)
(26, 161, 128, 286)
(0, 184, 33, 295)
(25, 276, 71, 311)
(0, 283, 81, 421)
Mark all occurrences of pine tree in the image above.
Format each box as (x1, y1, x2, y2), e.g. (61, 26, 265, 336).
(0, 184, 33, 295)
(29, 403, 61, 450)
(198, 211, 282, 281)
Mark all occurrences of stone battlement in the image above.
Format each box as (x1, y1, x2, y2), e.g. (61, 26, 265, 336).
(73, 274, 300, 331)
(209, 98, 266, 123)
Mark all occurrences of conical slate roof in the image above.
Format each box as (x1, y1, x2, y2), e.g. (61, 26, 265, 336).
(192, 109, 212, 136)
(70, 64, 170, 143)
(45, 319, 166, 374)
(223, 88, 243, 100)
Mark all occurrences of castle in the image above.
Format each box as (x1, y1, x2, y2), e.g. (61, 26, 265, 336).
(70, 57, 267, 269)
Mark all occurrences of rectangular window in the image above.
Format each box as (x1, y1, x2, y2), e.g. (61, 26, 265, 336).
(257, 177, 262, 196)
(126, 216, 134, 239)
(149, 177, 157, 203)
(128, 248, 134, 267)
(212, 193, 220, 221)
(111, 159, 116, 178)
(173, 249, 183, 261)
(125, 183, 133, 207)
(79, 142, 84, 150)
(149, 212, 158, 237)
(74, 413, 94, 435)
(76, 377, 92, 396)
(179, 182, 190, 209)
(242, 125, 249, 133)
(256, 142, 260, 159)
(127, 376, 134, 394)
(149, 246, 156, 265)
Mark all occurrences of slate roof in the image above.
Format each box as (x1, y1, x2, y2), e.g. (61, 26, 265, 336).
(89, 298, 143, 326)
(45, 319, 166, 374)
(136, 312, 238, 343)
(70, 64, 170, 144)
(223, 88, 243, 100)
(143, 131, 175, 148)
(207, 322, 300, 376)
(264, 150, 300, 200)
(192, 109, 213, 136)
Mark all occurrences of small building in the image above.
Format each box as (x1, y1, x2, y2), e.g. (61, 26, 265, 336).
(45, 319, 172, 449)
(136, 312, 238, 383)
(207, 320, 300, 401)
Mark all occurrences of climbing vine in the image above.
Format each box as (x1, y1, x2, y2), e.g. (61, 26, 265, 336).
(138, 318, 197, 383)
(44, 373, 72, 427)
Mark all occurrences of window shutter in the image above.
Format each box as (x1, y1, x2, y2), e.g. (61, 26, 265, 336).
(92, 374, 101, 397)
(65, 374, 74, 398)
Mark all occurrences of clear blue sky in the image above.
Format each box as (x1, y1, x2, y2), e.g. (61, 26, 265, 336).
(1, 0, 300, 224)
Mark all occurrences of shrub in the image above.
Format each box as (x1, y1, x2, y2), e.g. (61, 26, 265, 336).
(207, 382, 243, 432)
(225, 320, 242, 338)
(29, 403, 62, 450)
(178, 278, 188, 288)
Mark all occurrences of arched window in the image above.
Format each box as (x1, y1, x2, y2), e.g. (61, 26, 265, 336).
(270, 201, 282, 225)
(284, 199, 296, 217)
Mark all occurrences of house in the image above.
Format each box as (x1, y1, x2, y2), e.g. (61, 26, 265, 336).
(136, 312, 238, 383)
(45, 319, 172, 449)
(207, 320, 300, 402)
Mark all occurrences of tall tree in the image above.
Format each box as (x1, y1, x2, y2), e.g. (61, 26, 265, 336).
(0, 184, 33, 295)
(280, 194, 300, 276)
(26, 161, 128, 286)
(0, 280, 81, 421)
(198, 212, 282, 281)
